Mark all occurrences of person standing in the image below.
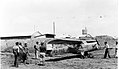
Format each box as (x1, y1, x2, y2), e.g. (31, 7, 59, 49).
(18, 42, 25, 62)
(39, 42, 46, 65)
(104, 42, 111, 58)
(22, 43, 30, 64)
(13, 42, 20, 67)
(115, 41, 118, 58)
(34, 42, 39, 59)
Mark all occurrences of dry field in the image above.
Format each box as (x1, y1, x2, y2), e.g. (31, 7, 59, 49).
(0, 48, 117, 69)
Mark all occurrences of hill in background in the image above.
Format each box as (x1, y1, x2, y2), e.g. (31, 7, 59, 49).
(95, 35, 117, 48)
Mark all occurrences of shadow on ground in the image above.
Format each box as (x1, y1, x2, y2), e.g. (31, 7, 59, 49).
(45, 54, 82, 62)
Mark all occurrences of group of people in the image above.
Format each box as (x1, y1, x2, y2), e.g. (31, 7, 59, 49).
(12, 41, 118, 67)
(12, 42, 29, 67)
(12, 41, 53, 67)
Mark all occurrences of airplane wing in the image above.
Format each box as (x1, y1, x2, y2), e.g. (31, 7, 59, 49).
(47, 38, 82, 44)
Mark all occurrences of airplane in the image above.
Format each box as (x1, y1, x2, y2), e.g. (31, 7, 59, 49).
(35, 37, 100, 58)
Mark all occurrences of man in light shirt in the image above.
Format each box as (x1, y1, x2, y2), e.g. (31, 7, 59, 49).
(104, 42, 111, 58)
(13, 42, 19, 67)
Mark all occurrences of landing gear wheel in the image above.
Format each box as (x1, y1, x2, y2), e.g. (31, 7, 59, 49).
(80, 52, 85, 59)
(80, 52, 94, 58)
(88, 53, 94, 58)
(84, 52, 94, 58)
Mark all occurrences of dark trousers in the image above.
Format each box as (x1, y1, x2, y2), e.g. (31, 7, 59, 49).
(104, 48, 111, 58)
(22, 53, 27, 63)
(14, 55, 18, 67)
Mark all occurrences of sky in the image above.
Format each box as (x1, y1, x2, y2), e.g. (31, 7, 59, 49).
(0, 0, 118, 37)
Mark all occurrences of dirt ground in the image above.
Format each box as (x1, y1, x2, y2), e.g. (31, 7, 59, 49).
(0, 49, 117, 69)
